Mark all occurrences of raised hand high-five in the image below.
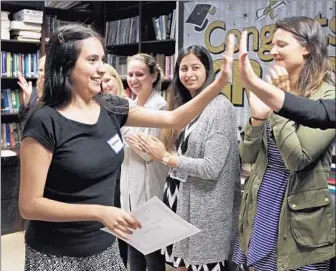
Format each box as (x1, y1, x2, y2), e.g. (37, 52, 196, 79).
(216, 34, 235, 88)
(239, 31, 272, 121)
(238, 31, 261, 90)
(238, 30, 286, 114)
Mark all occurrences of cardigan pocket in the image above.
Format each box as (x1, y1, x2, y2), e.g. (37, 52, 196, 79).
(288, 188, 335, 248)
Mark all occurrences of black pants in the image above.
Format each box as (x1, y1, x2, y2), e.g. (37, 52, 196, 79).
(114, 173, 128, 267)
(128, 246, 165, 271)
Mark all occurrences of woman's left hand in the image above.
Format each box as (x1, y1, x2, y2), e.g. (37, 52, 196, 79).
(135, 133, 166, 161)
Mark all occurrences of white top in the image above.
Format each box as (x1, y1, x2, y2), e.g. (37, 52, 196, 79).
(120, 91, 169, 212)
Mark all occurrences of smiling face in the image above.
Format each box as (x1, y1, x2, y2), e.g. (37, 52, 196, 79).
(126, 59, 154, 96)
(178, 53, 207, 97)
(70, 37, 106, 97)
(101, 73, 118, 95)
(270, 28, 309, 74)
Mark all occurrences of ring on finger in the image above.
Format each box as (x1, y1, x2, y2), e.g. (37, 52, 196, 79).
(272, 78, 280, 85)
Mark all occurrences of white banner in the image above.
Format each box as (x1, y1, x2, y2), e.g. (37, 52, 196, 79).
(183, 0, 335, 130)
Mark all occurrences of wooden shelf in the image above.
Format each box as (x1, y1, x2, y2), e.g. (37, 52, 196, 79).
(1, 39, 41, 45)
(1, 1, 44, 12)
(2, 77, 38, 80)
(44, 6, 94, 23)
(142, 39, 175, 45)
(1, 112, 19, 123)
(2, 147, 20, 153)
(107, 39, 175, 55)
(1, 112, 19, 116)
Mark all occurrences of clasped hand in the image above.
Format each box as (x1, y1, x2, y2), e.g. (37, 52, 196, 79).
(124, 133, 166, 161)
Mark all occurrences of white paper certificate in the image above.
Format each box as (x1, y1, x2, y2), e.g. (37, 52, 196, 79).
(101, 196, 201, 255)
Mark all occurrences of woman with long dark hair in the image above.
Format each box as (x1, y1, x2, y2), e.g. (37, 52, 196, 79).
(19, 24, 234, 270)
(135, 45, 241, 271)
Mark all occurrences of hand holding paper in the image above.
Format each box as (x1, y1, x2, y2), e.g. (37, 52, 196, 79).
(102, 197, 201, 255)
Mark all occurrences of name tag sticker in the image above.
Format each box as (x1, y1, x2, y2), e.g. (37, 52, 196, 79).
(107, 134, 124, 153)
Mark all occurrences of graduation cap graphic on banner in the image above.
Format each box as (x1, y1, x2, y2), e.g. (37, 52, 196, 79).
(186, 4, 215, 32)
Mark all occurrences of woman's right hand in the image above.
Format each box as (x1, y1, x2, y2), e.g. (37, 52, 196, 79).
(99, 206, 142, 240)
(17, 72, 33, 106)
(239, 31, 260, 90)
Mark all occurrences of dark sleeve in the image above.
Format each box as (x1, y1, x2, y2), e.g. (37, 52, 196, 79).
(103, 95, 129, 128)
(22, 107, 56, 152)
(277, 91, 336, 130)
(18, 104, 31, 123)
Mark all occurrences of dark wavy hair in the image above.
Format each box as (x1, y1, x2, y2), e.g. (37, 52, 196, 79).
(161, 45, 215, 151)
(41, 23, 104, 108)
(169, 45, 215, 109)
(275, 16, 334, 98)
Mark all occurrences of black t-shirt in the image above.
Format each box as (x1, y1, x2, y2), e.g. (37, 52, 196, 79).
(22, 96, 129, 257)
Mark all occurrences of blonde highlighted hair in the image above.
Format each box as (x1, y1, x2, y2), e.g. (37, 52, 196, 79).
(103, 63, 125, 97)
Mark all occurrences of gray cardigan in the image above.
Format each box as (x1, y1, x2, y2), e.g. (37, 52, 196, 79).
(170, 94, 241, 265)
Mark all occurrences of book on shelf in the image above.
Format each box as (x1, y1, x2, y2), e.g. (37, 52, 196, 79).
(152, 9, 176, 41)
(1, 9, 43, 42)
(2, 20, 10, 31)
(1, 30, 10, 40)
(1, 11, 10, 39)
(1, 123, 22, 149)
(1, 88, 22, 114)
(1, 11, 10, 21)
(45, 1, 91, 11)
(44, 15, 88, 42)
(10, 20, 43, 32)
(105, 16, 140, 46)
(13, 9, 43, 24)
(11, 30, 42, 39)
(2, 51, 40, 78)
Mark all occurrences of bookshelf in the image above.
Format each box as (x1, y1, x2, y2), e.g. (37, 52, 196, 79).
(104, 1, 181, 95)
(1, 1, 101, 150)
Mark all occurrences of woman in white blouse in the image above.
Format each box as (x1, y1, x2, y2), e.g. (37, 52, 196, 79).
(120, 53, 168, 271)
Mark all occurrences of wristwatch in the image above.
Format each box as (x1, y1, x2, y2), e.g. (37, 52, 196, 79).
(161, 152, 172, 165)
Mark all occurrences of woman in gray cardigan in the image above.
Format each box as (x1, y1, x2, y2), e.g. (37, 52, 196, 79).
(136, 45, 241, 271)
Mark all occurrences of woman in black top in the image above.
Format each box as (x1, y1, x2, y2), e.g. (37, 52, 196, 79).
(20, 24, 235, 271)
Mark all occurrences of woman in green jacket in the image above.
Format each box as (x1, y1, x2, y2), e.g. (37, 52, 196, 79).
(233, 16, 335, 271)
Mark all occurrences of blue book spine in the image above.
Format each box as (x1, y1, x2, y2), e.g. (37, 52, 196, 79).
(5, 123, 11, 147)
(2, 89, 10, 113)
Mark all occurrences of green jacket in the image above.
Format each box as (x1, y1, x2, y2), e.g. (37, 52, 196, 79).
(238, 82, 336, 271)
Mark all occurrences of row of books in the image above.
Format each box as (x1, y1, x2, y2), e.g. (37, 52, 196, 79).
(1, 52, 40, 78)
(152, 10, 176, 40)
(45, 1, 91, 11)
(1, 10, 43, 42)
(107, 54, 176, 80)
(105, 16, 140, 46)
(1, 89, 23, 114)
(1, 123, 22, 149)
(44, 15, 86, 42)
